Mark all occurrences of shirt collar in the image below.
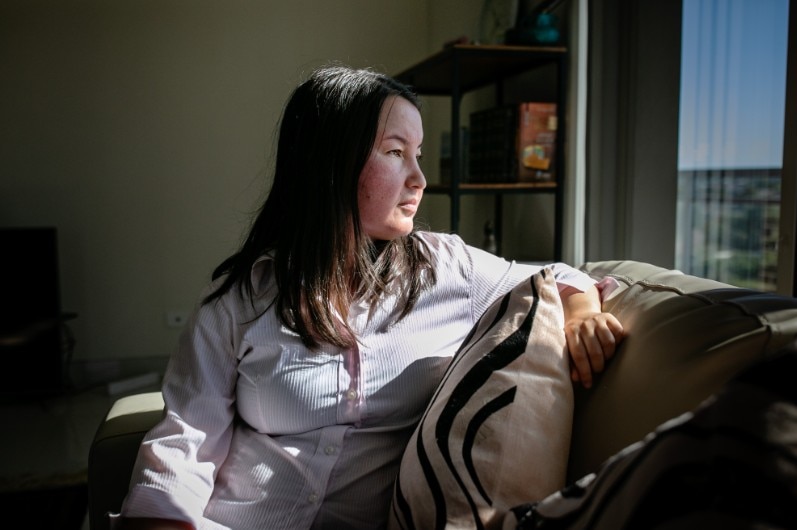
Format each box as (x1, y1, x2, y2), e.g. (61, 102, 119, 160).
(250, 252, 275, 297)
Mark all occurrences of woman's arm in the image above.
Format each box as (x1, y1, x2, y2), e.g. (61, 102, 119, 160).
(559, 284, 625, 389)
(455, 238, 623, 385)
(116, 283, 241, 527)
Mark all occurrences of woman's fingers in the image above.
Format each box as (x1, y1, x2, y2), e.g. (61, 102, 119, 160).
(565, 313, 625, 389)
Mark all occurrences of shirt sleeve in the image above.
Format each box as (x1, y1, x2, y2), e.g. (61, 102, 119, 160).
(463, 239, 596, 321)
(118, 281, 240, 527)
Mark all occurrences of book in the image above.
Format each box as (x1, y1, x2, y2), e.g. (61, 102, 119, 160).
(517, 102, 557, 182)
(468, 105, 518, 183)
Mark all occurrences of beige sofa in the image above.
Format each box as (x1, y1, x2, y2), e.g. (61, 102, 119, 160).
(87, 260, 797, 529)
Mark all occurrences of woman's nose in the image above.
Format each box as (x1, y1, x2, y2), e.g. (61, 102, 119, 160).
(409, 161, 426, 189)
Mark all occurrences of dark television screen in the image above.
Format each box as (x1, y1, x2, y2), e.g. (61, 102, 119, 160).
(0, 227, 66, 395)
(0, 227, 61, 334)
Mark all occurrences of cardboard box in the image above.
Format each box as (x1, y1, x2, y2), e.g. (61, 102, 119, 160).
(517, 102, 557, 182)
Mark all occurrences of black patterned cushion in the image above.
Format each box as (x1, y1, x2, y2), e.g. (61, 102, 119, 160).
(388, 269, 572, 529)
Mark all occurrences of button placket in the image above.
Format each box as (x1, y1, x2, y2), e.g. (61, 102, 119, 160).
(303, 425, 347, 518)
(337, 302, 368, 424)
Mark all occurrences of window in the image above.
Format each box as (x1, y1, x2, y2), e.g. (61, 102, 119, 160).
(676, 0, 789, 291)
(585, 0, 793, 284)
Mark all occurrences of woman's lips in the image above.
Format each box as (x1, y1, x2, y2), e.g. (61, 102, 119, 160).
(399, 198, 419, 214)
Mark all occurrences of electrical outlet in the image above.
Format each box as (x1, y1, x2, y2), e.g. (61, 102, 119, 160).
(166, 310, 189, 328)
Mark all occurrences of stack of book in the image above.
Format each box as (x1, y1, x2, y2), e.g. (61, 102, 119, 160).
(462, 102, 557, 184)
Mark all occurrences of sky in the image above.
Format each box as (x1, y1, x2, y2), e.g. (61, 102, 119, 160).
(678, 0, 790, 170)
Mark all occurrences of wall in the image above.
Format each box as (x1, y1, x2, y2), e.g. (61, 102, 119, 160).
(1, 0, 552, 385)
(1, 0, 438, 382)
(585, 0, 681, 267)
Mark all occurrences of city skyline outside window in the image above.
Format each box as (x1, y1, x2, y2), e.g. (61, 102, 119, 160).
(677, 0, 789, 291)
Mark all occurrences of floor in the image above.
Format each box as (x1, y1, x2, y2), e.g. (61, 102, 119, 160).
(0, 381, 158, 529)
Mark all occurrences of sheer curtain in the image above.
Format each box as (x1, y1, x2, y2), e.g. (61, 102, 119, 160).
(676, 0, 789, 291)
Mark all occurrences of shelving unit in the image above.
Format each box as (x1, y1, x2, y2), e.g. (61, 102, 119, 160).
(394, 44, 567, 260)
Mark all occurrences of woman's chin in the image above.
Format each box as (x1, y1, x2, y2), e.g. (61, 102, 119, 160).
(366, 224, 414, 241)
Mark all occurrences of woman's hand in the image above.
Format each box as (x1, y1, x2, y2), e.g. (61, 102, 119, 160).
(559, 285, 625, 389)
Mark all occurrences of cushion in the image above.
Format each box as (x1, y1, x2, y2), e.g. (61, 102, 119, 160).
(570, 260, 797, 481)
(388, 269, 572, 529)
(505, 347, 797, 530)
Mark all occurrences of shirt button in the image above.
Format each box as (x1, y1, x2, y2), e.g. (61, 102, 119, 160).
(308, 493, 319, 504)
(324, 445, 336, 455)
(345, 389, 358, 401)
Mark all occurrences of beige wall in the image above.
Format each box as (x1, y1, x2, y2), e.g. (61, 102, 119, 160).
(0, 0, 533, 378)
(0, 0, 437, 369)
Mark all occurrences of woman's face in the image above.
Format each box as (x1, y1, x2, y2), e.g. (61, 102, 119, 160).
(358, 95, 426, 241)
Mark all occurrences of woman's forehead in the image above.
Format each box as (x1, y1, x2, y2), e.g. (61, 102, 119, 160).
(377, 96, 423, 143)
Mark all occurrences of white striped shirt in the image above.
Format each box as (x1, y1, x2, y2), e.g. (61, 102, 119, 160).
(117, 232, 595, 529)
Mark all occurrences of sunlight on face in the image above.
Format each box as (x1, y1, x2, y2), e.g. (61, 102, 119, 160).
(358, 96, 426, 241)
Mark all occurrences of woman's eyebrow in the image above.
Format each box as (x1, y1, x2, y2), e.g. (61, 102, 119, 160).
(382, 133, 408, 143)
(381, 133, 422, 146)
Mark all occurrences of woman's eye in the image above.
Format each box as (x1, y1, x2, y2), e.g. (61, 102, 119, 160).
(389, 149, 402, 157)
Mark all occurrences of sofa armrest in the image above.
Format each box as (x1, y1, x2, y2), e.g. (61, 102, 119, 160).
(570, 260, 797, 482)
(88, 391, 164, 530)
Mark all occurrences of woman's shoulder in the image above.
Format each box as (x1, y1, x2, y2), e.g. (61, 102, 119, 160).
(196, 254, 275, 317)
(412, 231, 474, 280)
(413, 230, 468, 257)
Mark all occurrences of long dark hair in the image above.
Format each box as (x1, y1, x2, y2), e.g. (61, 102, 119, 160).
(204, 65, 436, 349)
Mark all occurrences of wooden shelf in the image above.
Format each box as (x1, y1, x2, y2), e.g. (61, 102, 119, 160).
(394, 44, 566, 95)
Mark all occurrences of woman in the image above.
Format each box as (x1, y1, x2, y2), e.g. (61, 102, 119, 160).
(115, 65, 623, 530)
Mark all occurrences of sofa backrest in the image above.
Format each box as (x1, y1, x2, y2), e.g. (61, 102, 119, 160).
(569, 260, 797, 482)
